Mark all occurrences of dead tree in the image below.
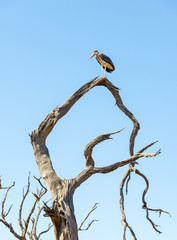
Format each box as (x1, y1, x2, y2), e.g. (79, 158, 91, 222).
(29, 76, 168, 240)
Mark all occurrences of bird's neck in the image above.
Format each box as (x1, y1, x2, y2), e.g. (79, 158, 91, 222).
(96, 54, 100, 60)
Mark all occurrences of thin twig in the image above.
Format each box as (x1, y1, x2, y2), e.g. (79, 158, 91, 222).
(34, 199, 52, 239)
(37, 224, 53, 239)
(1, 182, 15, 219)
(24, 176, 48, 237)
(19, 173, 31, 231)
(33, 176, 47, 195)
(78, 203, 99, 231)
(0, 182, 22, 240)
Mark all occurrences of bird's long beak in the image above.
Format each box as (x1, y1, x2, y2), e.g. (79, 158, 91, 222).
(89, 52, 95, 59)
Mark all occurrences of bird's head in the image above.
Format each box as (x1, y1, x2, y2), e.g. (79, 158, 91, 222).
(90, 50, 99, 59)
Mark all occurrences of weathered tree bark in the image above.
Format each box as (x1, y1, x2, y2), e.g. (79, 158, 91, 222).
(30, 77, 161, 240)
(30, 133, 78, 240)
(43, 180, 78, 240)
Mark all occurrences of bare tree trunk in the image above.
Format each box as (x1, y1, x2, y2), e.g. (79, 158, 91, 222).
(30, 134, 78, 240)
(46, 181, 78, 240)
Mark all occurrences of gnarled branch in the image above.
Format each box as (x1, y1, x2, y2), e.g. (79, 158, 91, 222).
(71, 140, 160, 191)
(133, 167, 170, 233)
(84, 129, 124, 167)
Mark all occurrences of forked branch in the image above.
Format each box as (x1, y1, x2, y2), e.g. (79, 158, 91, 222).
(133, 167, 170, 233)
(1, 181, 15, 219)
(27, 201, 52, 240)
(71, 138, 161, 191)
(0, 181, 21, 240)
(120, 162, 170, 239)
(78, 203, 99, 231)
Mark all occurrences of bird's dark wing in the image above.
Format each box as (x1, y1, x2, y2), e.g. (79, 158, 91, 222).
(99, 54, 115, 66)
(99, 53, 115, 72)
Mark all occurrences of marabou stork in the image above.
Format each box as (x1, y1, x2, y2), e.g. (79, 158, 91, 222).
(90, 50, 115, 77)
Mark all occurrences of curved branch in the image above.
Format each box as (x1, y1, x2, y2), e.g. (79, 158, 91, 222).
(71, 142, 160, 190)
(84, 129, 124, 167)
(31, 76, 99, 139)
(37, 224, 53, 239)
(100, 80, 140, 156)
(108, 77, 140, 238)
(132, 167, 170, 233)
(0, 219, 23, 240)
(92, 149, 160, 174)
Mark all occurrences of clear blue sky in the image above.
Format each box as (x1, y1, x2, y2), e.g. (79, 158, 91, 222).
(0, 1, 177, 239)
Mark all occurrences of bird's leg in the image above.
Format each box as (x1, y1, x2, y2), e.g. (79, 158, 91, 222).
(101, 66, 103, 77)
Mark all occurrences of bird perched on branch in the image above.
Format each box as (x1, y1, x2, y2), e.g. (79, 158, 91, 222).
(90, 50, 115, 77)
